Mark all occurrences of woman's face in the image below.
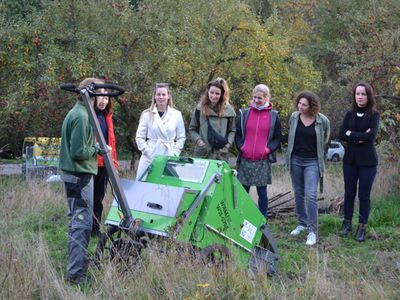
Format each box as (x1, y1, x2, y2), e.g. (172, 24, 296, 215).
(355, 85, 368, 108)
(208, 86, 222, 106)
(252, 92, 269, 107)
(96, 88, 109, 111)
(155, 87, 169, 107)
(297, 97, 310, 114)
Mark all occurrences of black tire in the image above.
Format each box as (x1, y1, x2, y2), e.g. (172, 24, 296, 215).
(331, 154, 340, 162)
(109, 238, 142, 263)
(94, 225, 119, 262)
(200, 244, 231, 268)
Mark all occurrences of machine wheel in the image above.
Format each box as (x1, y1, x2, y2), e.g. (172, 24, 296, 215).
(200, 244, 231, 268)
(109, 238, 142, 264)
(331, 154, 340, 162)
(94, 225, 119, 262)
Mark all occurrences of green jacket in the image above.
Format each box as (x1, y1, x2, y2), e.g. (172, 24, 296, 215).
(189, 103, 236, 159)
(286, 111, 330, 176)
(59, 101, 98, 175)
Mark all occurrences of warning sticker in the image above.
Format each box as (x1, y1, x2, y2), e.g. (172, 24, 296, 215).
(240, 219, 257, 244)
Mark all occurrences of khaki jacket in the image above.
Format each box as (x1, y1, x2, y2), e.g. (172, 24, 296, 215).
(286, 111, 330, 176)
(189, 103, 236, 160)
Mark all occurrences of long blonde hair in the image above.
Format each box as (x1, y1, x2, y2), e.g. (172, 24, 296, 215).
(143, 83, 174, 122)
(200, 77, 230, 117)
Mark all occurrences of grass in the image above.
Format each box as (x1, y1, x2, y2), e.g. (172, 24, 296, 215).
(0, 163, 399, 299)
(0, 158, 22, 164)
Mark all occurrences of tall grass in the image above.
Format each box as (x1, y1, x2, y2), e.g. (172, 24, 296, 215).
(0, 162, 399, 299)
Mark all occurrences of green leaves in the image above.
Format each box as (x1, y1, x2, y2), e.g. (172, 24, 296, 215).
(0, 0, 321, 155)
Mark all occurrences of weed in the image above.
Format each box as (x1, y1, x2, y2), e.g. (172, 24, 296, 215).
(0, 165, 399, 299)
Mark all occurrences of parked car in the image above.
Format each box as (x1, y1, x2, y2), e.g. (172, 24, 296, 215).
(327, 140, 345, 162)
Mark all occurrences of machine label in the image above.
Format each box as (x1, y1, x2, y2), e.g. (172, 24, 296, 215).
(240, 219, 257, 244)
(216, 200, 231, 232)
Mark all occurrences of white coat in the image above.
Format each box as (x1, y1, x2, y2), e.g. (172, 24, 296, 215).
(135, 106, 186, 178)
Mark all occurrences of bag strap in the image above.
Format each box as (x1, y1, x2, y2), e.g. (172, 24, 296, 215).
(195, 108, 200, 125)
(206, 114, 230, 138)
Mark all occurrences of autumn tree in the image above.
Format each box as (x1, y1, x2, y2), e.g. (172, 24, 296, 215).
(0, 0, 321, 156)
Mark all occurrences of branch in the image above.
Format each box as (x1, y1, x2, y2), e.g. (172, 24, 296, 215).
(377, 95, 400, 101)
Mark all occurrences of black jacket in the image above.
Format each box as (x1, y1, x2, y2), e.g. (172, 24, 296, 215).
(339, 110, 379, 166)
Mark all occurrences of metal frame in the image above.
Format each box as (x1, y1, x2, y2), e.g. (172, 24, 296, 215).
(79, 88, 134, 229)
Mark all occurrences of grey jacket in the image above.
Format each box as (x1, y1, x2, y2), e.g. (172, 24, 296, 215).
(286, 111, 330, 176)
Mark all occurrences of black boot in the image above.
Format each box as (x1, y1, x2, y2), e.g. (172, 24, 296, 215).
(338, 219, 352, 237)
(354, 223, 367, 242)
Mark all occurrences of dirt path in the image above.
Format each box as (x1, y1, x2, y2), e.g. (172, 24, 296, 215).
(0, 161, 133, 176)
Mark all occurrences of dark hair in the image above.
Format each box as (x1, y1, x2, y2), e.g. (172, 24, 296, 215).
(200, 77, 230, 117)
(351, 82, 377, 117)
(94, 93, 112, 114)
(293, 90, 320, 117)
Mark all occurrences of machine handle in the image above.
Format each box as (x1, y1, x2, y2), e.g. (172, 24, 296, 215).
(147, 202, 163, 210)
(179, 157, 194, 163)
(60, 82, 125, 97)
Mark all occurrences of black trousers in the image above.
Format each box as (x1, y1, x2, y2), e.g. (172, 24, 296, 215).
(92, 167, 108, 233)
(343, 163, 377, 224)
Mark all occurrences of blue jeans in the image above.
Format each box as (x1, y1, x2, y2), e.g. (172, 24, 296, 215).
(290, 155, 320, 233)
(243, 185, 268, 217)
(343, 163, 377, 224)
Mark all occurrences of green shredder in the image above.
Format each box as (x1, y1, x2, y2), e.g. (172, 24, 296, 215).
(104, 155, 278, 275)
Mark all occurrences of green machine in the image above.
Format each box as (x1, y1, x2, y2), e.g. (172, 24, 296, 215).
(59, 81, 278, 275)
(103, 155, 279, 275)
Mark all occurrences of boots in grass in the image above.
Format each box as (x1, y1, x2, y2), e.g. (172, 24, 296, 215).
(338, 219, 352, 237)
(354, 223, 367, 242)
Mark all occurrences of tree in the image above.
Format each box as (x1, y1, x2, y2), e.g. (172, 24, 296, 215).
(266, 0, 400, 150)
(0, 0, 321, 157)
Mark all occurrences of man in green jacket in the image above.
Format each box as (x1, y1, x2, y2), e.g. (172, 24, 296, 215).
(59, 77, 103, 284)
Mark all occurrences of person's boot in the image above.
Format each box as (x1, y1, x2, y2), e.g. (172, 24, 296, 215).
(338, 219, 352, 237)
(354, 223, 367, 242)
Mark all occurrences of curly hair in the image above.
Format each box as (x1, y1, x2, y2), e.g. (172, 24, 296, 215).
(293, 90, 321, 117)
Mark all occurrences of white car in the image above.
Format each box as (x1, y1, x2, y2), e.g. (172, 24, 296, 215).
(327, 140, 345, 162)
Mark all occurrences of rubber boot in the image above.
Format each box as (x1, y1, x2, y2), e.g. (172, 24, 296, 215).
(354, 223, 367, 242)
(338, 219, 352, 237)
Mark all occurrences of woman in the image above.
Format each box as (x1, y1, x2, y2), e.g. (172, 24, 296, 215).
(189, 77, 236, 160)
(338, 82, 379, 242)
(92, 88, 119, 237)
(286, 91, 330, 246)
(235, 84, 282, 218)
(135, 83, 186, 178)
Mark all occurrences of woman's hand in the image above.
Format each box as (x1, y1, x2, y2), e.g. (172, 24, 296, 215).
(197, 139, 205, 147)
(345, 130, 351, 136)
(219, 143, 230, 153)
